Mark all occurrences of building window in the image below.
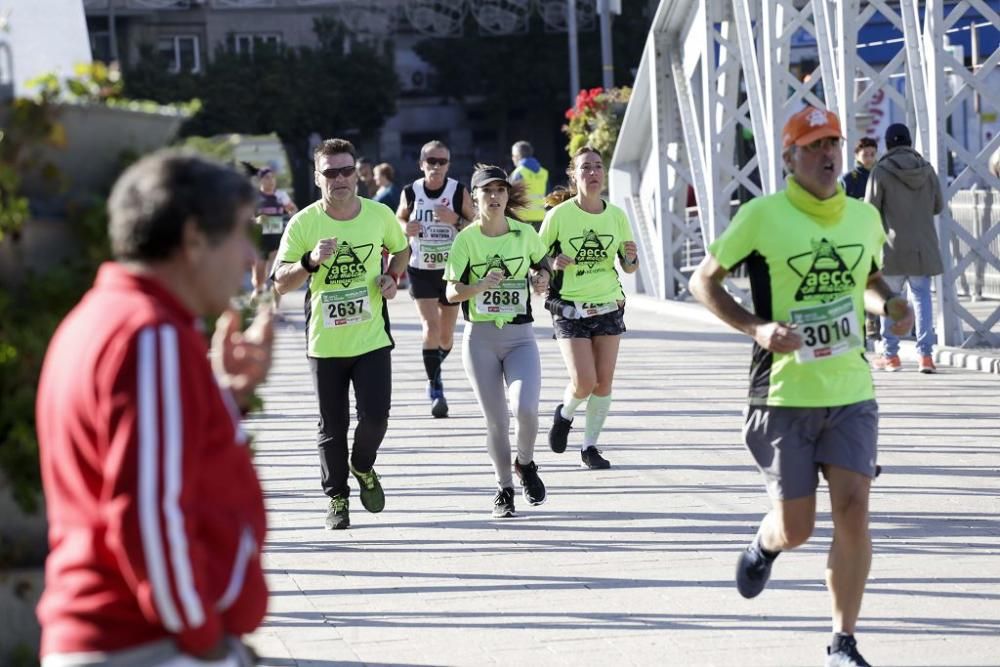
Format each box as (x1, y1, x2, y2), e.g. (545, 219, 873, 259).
(90, 30, 113, 63)
(232, 33, 281, 55)
(158, 35, 201, 73)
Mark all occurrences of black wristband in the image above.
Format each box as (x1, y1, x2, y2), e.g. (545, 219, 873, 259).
(301, 251, 320, 273)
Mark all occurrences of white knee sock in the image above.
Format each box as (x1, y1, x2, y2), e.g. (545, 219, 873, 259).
(561, 383, 587, 421)
(583, 393, 613, 449)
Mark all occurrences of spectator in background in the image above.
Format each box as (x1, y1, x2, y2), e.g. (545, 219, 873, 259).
(510, 141, 549, 231)
(356, 157, 376, 198)
(842, 137, 878, 199)
(843, 137, 881, 345)
(373, 162, 401, 212)
(866, 122, 945, 374)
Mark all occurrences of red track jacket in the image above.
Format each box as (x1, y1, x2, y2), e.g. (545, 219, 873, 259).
(36, 263, 268, 657)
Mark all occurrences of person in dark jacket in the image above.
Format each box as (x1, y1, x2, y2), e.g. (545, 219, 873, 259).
(843, 137, 881, 344)
(865, 123, 944, 374)
(842, 137, 878, 199)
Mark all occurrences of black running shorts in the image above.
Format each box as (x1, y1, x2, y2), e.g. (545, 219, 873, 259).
(407, 266, 456, 306)
(260, 233, 282, 254)
(552, 304, 626, 339)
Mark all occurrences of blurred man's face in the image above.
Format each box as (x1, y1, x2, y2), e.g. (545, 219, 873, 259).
(186, 202, 257, 315)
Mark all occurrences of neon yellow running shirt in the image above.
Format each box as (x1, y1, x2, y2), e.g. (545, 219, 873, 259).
(539, 198, 634, 304)
(708, 177, 886, 407)
(277, 199, 408, 358)
(444, 219, 547, 327)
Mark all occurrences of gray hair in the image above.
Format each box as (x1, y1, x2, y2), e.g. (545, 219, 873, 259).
(511, 141, 533, 158)
(419, 140, 449, 161)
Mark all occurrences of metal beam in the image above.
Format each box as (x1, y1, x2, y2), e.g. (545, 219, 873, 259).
(609, 0, 1000, 349)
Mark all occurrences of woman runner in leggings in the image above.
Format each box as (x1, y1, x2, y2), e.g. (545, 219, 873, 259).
(541, 146, 639, 469)
(444, 164, 554, 518)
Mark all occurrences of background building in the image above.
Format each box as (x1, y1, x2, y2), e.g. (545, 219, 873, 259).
(82, 0, 655, 189)
(2, 0, 92, 99)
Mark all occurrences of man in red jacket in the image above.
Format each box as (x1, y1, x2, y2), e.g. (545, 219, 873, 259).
(36, 150, 273, 666)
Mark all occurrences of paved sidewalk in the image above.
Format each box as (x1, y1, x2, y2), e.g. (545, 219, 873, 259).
(247, 291, 1000, 667)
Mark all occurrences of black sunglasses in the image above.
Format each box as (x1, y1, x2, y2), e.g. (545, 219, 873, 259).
(423, 157, 449, 167)
(317, 166, 356, 179)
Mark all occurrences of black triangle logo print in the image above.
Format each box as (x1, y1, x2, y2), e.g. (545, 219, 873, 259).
(792, 238, 857, 301)
(581, 230, 603, 249)
(470, 254, 525, 280)
(568, 229, 613, 265)
(325, 242, 375, 287)
(485, 255, 510, 275)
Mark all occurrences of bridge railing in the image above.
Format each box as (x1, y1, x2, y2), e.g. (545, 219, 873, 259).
(948, 188, 1000, 301)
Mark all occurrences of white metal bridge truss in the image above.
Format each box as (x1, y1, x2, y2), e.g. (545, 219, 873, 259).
(611, 0, 1000, 348)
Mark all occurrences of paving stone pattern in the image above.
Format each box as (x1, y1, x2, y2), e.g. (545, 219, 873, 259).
(247, 291, 1000, 666)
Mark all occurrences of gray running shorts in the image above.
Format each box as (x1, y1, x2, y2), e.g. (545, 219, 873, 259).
(742, 399, 878, 500)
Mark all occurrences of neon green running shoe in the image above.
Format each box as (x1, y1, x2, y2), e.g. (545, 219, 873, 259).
(325, 495, 350, 530)
(350, 463, 385, 513)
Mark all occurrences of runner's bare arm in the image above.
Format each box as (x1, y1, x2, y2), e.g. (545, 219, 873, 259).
(274, 238, 337, 295)
(446, 270, 504, 304)
(690, 253, 802, 353)
(619, 240, 639, 274)
(397, 197, 422, 237)
(865, 271, 914, 334)
(395, 195, 410, 224)
(272, 261, 308, 294)
(386, 245, 411, 278)
(529, 256, 554, 294)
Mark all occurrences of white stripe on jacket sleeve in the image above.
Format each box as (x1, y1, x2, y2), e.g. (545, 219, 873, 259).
(217, 526, 257, 612)
(137, 327, 183, 632)
(158, 324, 206, 628)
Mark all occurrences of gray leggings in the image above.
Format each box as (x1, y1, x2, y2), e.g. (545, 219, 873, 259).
(461, 321, 541, 488)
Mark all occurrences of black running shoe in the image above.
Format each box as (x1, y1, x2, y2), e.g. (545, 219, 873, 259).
(514, 460, 546, 506)
(826, 634, 871, 667)
(549, 404, 572, 453)
(492, 487, 516, 518)
(325, 495, 350, 530)
(350, 463, 385, 513)
(581, 446, 611, 469)
(736, 533, 778, 598)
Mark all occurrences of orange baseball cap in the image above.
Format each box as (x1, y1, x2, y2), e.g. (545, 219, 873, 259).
(782, 106, 843, 149)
